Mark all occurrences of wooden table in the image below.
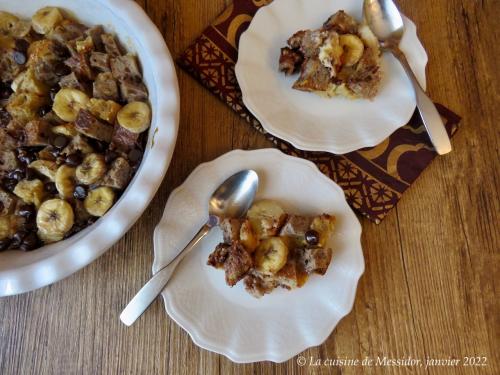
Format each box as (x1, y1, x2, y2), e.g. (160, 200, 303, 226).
(1, 1, 498, 374)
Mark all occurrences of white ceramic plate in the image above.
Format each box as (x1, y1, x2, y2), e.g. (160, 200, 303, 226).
(153, 149, 364, 363)
(236, 0, 428, 154)
(0, 0, 179, 296)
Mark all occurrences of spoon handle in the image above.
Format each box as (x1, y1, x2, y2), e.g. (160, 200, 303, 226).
(391, 47, 452, 155)
(119, 224, 211, 326)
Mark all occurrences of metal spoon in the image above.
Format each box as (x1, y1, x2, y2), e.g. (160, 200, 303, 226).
(120, 169, 259, 326)
(363, 0, 452, 155)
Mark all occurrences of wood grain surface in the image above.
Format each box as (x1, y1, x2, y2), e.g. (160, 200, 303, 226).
(1, 0, 499, 374)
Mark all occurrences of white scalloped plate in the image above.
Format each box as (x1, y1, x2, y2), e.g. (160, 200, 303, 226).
(153, 149, 364, 363)
(236, 0, 428, 154)
(0, 0, 179, 296)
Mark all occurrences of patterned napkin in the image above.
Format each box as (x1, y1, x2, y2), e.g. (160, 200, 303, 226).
(177, 0, 461, 223)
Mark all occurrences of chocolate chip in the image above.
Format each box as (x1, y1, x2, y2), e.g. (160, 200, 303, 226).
(11, 231, 27, 248)
(14, 38, 30, 53)
(88, 139, 107, 153)
(0, 239, 11, 252)
(51, 147, 62, 158)
(2, 177, 17, 192)
(49, 87, 59, 102)
(128, 148, 142, 164)
(44, 181, 57, 195)
(12, 50, 27, 65)
(0, 86, 12, 100)
(25, 167, 37, 180)
(23, 220, 37, 231)
(0, 108, 12, 127)
(38, 105, 52, 117)
(18, 204, 36, 220)
(20, 232, 39, 251)
(17, 149, 36, 165)
(8, 169, 24, 181)
(54, 62, 71, 77)
(53, 135, 69, 149)
(53, 41, 70, 58)
(73, 185, 87, 200)
(305, 230, 320, 246)
(104, 150, 118, 164)
(65, 152, 82, 167)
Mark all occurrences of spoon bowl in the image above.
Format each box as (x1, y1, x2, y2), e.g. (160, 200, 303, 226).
(209, 170, 259, 219)
(120, 169, 259, 326)
(363, 0, 404, 44)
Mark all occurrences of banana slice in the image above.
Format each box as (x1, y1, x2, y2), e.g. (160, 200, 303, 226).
(76, 153, 106, 185)
(36, 199, 74, 243)
(117, 101, 151, 133)
(61, 134, 94, 156)
(53, 88, 90, 122)
(13, 179, 45, 208)
(240, 219, 259, 253)
(84, 186, 115, 217)
(55, 165, 76, 199)
(310, 214, 336, 247)
(52, 123, 78, 137)
(29, 160, 58, 181)
(0, 11, 19, 36)
(9, 19, 31, 38)
(247, 199, 286, 239)
(339, 34, 364, 67)
(31, 7, 63, 35)
(87, 98, 122, 124)
(6, 92, 46, 124)
(254, 237, 289, 274)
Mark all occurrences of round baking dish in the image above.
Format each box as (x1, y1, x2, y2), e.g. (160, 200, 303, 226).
(0, 0, 179, 296)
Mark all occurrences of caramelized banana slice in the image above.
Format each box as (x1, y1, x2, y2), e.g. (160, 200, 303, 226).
(117, 101, 151, 133)
(87, 98, 122, 124)
(254, 237, 289, 274)
(310, 214, 336, 247)
(36, 199, 74, 243)
(55, 165, 76, 199)
(31, 7, 63, 35)
(84, 186, 115, 217)
(0, 11, 19, 35)
(13, 179, 44, 207)
(29, 160, 58, 181)
(247, 199, 286, 239)
(52, 123, 78, 137)
(339, 34, 364, 67)
(53, 88, 90, 122)
(239, 219, 259, 253)
(76, 153, 106, 185)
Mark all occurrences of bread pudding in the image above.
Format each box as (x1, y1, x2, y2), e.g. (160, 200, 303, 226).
(279, 10, 382, 99)
(0, 7, 151, 251)
(207, 200, 336, 298)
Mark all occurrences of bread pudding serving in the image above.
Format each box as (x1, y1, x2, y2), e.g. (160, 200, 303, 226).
(0, 7, 151, 251)
(207, 200, 336, 298)
(279, 10, 382, 99)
